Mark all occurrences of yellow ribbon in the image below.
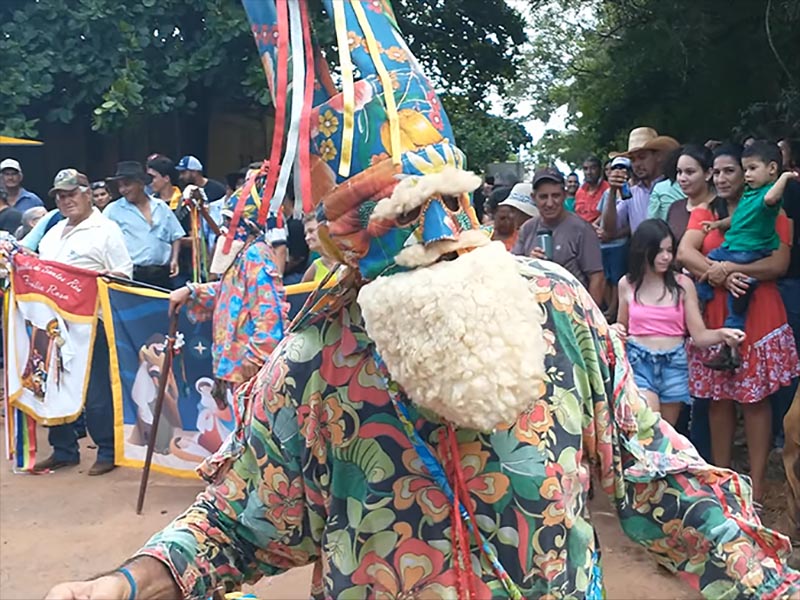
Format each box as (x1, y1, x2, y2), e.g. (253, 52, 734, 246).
(333, 1, 356, 178)
(351, 0, 401, 165)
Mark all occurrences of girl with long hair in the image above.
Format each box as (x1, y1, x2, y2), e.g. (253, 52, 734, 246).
(614, 219, 744, 425)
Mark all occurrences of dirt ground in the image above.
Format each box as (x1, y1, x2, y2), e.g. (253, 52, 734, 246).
(0, 427, 707, 600)
(0, 428, 791, 600)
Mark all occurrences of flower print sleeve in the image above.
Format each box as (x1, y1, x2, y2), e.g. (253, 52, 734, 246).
(185, 281, 219, 324)
(577, 288, 800, 599)
(135, 355, 317, 599)
(243, 244, 287, 364)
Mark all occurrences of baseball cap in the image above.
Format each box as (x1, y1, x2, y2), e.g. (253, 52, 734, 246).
(49, 168, 90, 197)
(610, 156, 632, 169)
(0, 158, 22, 173)
(531, 167, 565, 189)
(498, 183, 538, 217)
(175, 155, 203, 171)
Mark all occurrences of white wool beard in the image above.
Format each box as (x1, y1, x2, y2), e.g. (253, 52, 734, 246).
(357, 242, 548, 432)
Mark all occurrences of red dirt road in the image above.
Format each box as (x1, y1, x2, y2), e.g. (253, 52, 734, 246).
(0, 432, 698, 599)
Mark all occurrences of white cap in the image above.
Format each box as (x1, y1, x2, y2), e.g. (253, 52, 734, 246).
(0, 158, 22, 173)
(498, 182, 538, 217)
(176, 155, 203, 171)
(610, 156, 632, 169)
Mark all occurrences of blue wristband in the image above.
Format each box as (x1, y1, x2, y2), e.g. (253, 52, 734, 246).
(116, 566, 137, 600)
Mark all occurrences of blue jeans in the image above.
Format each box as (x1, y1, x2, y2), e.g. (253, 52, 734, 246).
(771, 277, 800, 446)
(696, 247, 771, 329)
(48, 325, 114, 463)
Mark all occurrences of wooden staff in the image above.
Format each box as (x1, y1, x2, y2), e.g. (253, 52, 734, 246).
(136, 312, 180, 515)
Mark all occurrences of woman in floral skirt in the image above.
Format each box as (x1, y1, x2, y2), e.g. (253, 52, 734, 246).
(678, 143, 799, 504)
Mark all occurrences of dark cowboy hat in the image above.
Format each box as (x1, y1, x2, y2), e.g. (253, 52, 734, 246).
(107, 161, 152, 184)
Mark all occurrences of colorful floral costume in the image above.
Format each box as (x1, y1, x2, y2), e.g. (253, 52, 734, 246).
(140, 257, 799, 599)
(136, 2, 798, 599)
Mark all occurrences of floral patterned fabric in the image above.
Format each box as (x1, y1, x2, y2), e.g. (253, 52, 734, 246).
(186, 238, 288, 384)
(140, 258, 799, 599)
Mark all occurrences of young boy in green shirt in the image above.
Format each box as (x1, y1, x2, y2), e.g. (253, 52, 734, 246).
(699, 141, 797, 369)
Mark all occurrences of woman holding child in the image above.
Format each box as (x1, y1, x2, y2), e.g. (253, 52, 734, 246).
(678, 143, 799, 504)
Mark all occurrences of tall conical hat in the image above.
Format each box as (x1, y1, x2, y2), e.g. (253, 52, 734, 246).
(241, 0, 484, 279)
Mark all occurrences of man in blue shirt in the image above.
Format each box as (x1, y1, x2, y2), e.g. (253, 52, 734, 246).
(0, 158, 44, 213)
(104, 161, 185, 289)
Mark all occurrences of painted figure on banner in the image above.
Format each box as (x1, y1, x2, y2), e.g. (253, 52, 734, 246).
(128, 334, 182, 455)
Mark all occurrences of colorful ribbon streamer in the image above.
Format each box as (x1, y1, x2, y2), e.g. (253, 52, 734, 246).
(333, 0, 356, 177)
(269, 0, 306, 221)
(351, 1, 401, 165)
(297, 0, 315, 214)
(255, 0, 290, 228)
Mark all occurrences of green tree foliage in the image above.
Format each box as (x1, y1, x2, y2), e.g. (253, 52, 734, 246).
(0, 0, 530, 167)
(442, 94, 532, 170)
(0, 0, 260, 136)
(517, 0, 800, 159)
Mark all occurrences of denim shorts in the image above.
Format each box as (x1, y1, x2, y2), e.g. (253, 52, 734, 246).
(626, 340, 691, 404)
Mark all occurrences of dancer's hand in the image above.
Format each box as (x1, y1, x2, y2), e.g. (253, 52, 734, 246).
(240, 357, 262, 381)
(45, 575, 129, 600)
(169, 285, 191, 316)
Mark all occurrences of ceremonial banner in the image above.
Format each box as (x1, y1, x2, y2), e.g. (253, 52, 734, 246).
(101, 282, 224, 479)
(6, 254, 99, 425)
(102, 279, 329, 478)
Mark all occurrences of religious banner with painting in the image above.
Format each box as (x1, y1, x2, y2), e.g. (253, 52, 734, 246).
(5, 253, 99, 426)
(101, 279, 317, 478)
(100, 281, 222, 479)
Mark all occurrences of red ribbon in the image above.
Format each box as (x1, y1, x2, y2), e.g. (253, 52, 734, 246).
(298, 0, 315, 215)
(444, 425, 478, 599)
(256, 0, 290, 227)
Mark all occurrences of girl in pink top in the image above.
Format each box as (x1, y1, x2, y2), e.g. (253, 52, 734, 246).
(613, 219, 744, 425)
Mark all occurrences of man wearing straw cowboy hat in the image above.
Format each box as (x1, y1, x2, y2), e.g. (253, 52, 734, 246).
(606, 126, 680, 234)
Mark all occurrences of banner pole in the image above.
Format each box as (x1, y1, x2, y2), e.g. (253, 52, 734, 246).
(100, 274, 171, 295)
(135, 312, 180, 514)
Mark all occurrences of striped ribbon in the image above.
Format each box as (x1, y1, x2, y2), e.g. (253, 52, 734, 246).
(372, 349, 523, 599)
(269, 0, 306, 221)
(297, 0, 315, 214)
(14, 408, 36, 472)
(332, 0, 356, 177)
(254, 0, 290, 229)
(350, 0, 401, 164)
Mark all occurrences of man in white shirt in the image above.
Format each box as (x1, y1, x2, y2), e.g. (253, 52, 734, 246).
(34, 169, 133, 476)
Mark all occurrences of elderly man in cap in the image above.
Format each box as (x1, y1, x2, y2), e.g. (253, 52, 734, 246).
(104, 161, 185, 289)
(34, 169, 132, 476)
(513, 168, 605, 305)
(0, 158, 44, 213)
(606, 127, 680, 234)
